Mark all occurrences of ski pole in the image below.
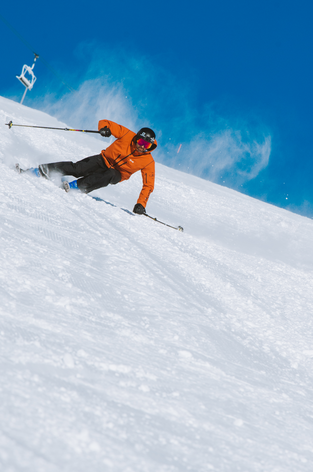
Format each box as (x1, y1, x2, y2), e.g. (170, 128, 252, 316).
(143, 213, 184, 232)
(5, 121, 100, 134)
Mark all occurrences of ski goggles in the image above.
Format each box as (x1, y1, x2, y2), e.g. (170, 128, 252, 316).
(137, 138, 153, 150)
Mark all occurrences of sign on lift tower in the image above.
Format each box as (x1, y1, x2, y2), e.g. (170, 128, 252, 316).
(16, 53, 39, 104)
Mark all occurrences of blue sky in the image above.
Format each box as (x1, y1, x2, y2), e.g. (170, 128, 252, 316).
(1, 1, 313, 217)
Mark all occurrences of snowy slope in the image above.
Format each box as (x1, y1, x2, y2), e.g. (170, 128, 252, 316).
(1, 95, 313, 472)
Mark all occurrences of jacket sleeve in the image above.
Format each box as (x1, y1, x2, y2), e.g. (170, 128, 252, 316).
(137, 159, 155, 208)
(98, 120, 130, 139)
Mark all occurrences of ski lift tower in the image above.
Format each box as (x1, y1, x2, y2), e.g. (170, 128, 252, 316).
(16, 53, 39, 104)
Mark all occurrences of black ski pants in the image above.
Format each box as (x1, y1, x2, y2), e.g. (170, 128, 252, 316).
(46, 154, 121, 193)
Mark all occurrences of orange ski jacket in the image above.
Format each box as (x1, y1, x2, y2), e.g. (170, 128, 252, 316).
(98, 120, 157, 208)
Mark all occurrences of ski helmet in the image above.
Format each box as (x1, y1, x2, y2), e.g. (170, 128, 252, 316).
(135, 127, 157, 151)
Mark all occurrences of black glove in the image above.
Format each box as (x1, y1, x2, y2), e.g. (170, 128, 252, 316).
(99, 126, 111, 137)
(133, 203, 146, 214)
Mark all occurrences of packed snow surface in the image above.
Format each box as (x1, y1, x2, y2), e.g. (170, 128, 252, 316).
(1, 95, 313, 471)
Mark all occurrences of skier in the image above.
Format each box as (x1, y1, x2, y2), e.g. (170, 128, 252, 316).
(30, 120, 157, 214)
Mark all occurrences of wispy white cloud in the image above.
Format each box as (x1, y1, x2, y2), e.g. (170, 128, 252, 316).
(41, 79, 137, 132)
(163, 129, 271, 187)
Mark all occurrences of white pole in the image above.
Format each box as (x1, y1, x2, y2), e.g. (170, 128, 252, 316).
(20, 87, 28, 104)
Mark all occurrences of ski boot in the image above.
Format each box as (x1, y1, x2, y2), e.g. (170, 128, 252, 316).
(62, 180, 79, 192)
(26, 167, 41, 177)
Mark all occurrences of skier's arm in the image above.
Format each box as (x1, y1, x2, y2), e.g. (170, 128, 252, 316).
(98, 120, 130, 139)
(137, 160, 155, 208)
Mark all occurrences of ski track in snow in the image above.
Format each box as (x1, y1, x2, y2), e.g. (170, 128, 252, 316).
(1, 96, 313, 471)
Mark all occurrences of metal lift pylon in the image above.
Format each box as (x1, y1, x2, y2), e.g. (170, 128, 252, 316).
(16, 53, 39, 104)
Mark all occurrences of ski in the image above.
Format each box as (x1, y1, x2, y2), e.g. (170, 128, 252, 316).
(15, 163, 40, 177)
(14, 164, 183, 230)
(15, 163, 25, 174)
(15, 163, 50, 179)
